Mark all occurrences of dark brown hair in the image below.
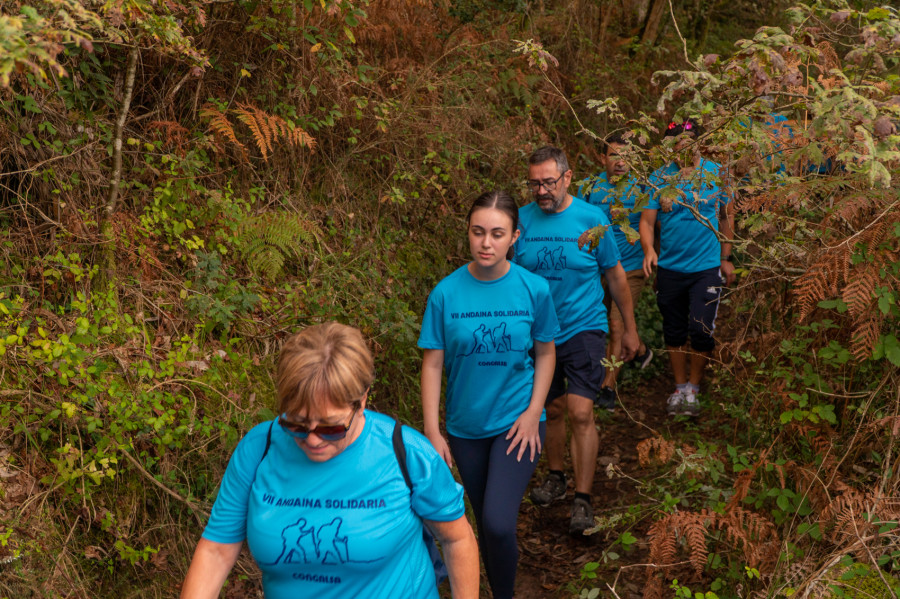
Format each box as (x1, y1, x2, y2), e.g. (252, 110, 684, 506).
(466, 190, 519, 261)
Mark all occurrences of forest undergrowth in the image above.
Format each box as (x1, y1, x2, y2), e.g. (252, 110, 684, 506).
(0, 0, 898, 597)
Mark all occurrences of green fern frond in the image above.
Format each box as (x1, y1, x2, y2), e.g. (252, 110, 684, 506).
(237, 211, 319, 280)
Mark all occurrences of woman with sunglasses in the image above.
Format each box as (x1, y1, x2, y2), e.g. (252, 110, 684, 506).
(419, 190, 559, 599)
(181, 322, 479, 599)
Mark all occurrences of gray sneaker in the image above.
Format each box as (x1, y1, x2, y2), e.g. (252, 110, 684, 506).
(530, 473, 567, 506)
(569, 498, 594, 535)
(632, 347, 654, 369)
(679, 391, 700, 417)
(666, 389, 684, 416)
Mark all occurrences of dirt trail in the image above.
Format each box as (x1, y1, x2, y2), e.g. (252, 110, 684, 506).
(512, 374, 678, 599)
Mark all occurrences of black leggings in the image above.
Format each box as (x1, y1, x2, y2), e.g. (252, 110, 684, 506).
(656, 266, 723, 352)
(449, 422, 546, 599)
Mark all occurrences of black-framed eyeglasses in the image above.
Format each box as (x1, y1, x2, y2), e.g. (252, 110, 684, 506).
(525, 173, 565, 192)
(279, 403, 361, 442)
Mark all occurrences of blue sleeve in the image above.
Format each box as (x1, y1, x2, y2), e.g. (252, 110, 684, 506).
(417, 287, 445, 350)
(646, 174, 662, 210)
(201, 422, 272, 544)
(591, 192, 613, 220)
(532, 281, 559, 343)
(707, 162, 730, 206)
(401, 427, 465, 522)
(594, 225, 621, 272)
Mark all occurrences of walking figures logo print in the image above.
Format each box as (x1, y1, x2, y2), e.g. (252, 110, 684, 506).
(457, 321, 523, 358)
(264, 517, 380, 566)
(536, 246, 566, 271)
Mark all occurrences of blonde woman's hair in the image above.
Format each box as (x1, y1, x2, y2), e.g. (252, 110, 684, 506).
(276, 322, 375, 415)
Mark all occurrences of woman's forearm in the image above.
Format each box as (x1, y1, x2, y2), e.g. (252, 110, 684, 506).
(427, 517, 479, 599)
(181, 538, 242, 599)
(421, 349, 445, 437)
(529, 340, 556, 411)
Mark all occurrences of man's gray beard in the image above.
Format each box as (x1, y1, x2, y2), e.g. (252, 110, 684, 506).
(537, 193, 564, 213)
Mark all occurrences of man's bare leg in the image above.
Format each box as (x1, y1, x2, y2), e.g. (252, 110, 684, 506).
(544, 396, 567, 472)
(567, 394, 598, 494)
(602, 317, 624, 389)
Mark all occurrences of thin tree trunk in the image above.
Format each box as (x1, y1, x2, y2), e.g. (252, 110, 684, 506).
(598, 0, 616, 49)
(99, 45, 139, 287)
(640, 0, 667, 46)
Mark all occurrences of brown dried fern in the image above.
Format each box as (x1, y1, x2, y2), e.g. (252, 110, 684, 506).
(637, 436, 677, 467)
(646, 515, 680, 570)
(236, 104, 270, 161)
(842, 266, 877, 318)
(851, 315, 882, 360)
(203, 103, 317, 162)
(728, 470, 754, 510)
(684, 514, 709, 576)
(795, 264, 830, 322)
(200, 104, 248, 157)
(825, 488, 876, 544)
(643, 506, 781, 599)
(816, 42, 841, 73)
(642, 576, 666, 599)
(146, 120, 189, 152)
(794, 245, 853, 321)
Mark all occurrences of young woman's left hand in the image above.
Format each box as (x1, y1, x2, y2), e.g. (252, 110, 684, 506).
(505, 408, 542, 463)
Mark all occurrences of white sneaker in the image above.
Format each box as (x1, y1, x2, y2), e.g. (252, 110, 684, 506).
(679, 391, 700, 417)
(666, 390, 684, 416)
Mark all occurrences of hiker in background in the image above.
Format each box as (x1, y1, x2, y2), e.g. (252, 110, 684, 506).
(581, 133, 655, 411)
(419, 190, 559, 599)
(182, 322, 478, 599)
(640, 119, 735, 418)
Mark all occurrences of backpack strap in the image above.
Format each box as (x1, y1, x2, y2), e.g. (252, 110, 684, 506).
(392, 420, 413, 492)
(262, 420, 274, 460)
(391, 419, 449, 585)
(253, 420, 275, 481)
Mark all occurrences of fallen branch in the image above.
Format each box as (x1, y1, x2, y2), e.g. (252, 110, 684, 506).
(120, 447, 208, 528)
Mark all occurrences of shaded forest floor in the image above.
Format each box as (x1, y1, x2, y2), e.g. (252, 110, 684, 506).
(513, 367, 733, 598)
(514, 373, 673, 598)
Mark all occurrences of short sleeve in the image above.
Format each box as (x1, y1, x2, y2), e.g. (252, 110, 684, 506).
(401, 427, 465, 522)
(645, 173, 663, 211)
(593, 223, 621, 272)
(531, 279, 559, 343)
(201, 422, 272, 544)
(417, 287, 445, 350)
(585, 187, 613, 221)
(714, 167, 731, 207)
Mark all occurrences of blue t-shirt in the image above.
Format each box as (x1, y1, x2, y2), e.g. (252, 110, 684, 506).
(514, 198, 621, 342)
(647, 160, 730, 273)
(737, 112, 793, 176)
(418, 263, 560, 439)
(582, 172, 646, 272)
(202, 411, 465, 599)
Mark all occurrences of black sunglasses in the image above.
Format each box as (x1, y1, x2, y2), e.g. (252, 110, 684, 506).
(279, 403, 361, 442)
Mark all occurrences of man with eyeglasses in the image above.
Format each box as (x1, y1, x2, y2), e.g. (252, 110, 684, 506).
(640, 119, 735, 418)
(515, 145, 640, 535)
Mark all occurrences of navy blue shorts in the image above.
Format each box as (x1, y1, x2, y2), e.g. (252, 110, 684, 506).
(655, 266, 723, 352)
(546, 330, 607, 403)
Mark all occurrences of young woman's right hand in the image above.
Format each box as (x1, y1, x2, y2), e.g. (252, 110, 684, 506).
(426, 432, 453, 468)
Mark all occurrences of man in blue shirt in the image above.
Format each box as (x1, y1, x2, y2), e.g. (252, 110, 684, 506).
(639, 119, 735, 417)
(516, 146, 640, 535)
(582, 134, 655, 409)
